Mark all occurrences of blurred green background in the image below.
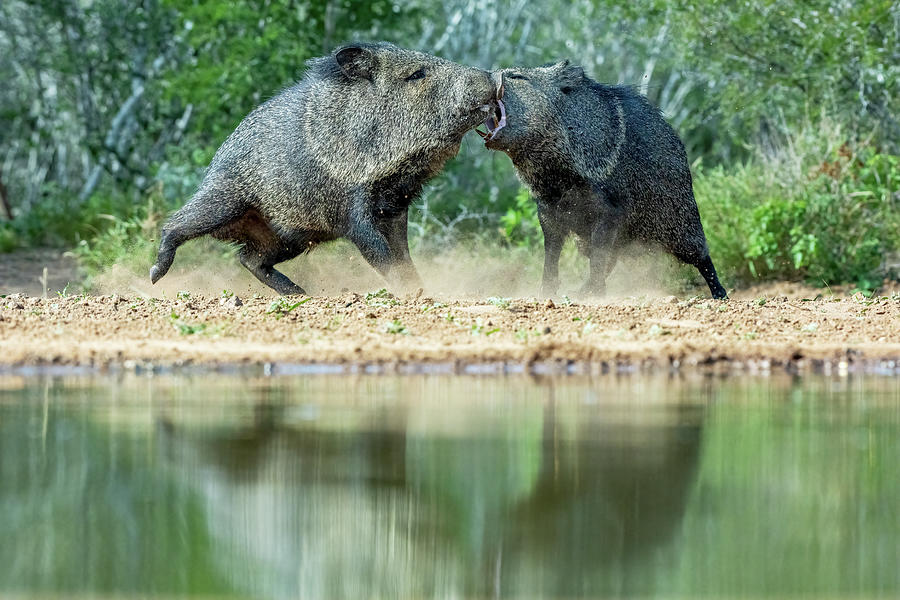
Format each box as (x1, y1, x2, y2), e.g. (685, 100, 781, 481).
(1, 0, 898, 290)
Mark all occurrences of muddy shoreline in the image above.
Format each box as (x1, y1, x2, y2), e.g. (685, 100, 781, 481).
(2, 290, 900, 375)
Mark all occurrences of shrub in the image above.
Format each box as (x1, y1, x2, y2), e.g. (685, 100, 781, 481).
(696, 122, 900, 289)
(499, 187, 542, 248)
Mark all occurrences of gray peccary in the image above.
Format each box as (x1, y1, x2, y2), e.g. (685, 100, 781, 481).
(481, 61, 727, 299)
(150, 42, 498, 295)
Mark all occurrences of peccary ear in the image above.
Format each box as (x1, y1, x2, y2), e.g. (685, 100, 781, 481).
(551, 60, 584, 92)
(335, 45, 375, 81)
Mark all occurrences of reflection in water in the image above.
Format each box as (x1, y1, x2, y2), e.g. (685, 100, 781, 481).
(0, 374, 898, 599)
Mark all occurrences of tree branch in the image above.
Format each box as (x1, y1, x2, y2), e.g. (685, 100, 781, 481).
(0, 168, 12, 220)
(77, 82, 145, 202)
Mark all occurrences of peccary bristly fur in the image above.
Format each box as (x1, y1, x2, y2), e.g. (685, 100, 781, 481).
(151, 42, 497, 295)
(484, 62, 727, 299)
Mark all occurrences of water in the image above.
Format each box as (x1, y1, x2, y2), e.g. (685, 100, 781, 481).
(1, 373, 898, 599)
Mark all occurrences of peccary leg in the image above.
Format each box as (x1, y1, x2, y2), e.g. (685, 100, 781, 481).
(538, 211, 565, 297)
(239, 245, 306, 296)
(605, 246, 620, 278)
(380, 211, 423, 290)
(695, 255, 728, 299)
(671, 245, 728, 299)
(580, 221, 620, 296)
(150, 193, 245, 284)
(346, 213, 392, 278)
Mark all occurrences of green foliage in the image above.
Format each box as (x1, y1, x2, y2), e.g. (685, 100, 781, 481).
(487, 297, 512, 310)
(0, 224, 18, 253)
(499, 187, 542, 248)
(169, 311, 207, 335)
(71, 193, 166, 285)
(366, 288, 400, 307)
(382, 319, 409, 335)
(267, 297, 311, 318)
(670, 0, 900, 159)
(696, 130, 900, 288)
(470, 318, 500, 336)
(161, 0, 418, 151)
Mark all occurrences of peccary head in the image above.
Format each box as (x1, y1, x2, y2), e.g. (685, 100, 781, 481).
(303, 42, 497, 184)
(483, 61, 625, 180)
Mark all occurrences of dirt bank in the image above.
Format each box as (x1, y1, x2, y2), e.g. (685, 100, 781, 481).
(2, 287, 900, 373)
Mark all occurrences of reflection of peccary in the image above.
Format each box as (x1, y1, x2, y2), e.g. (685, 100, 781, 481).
(151, 42, 496, 295)
(484, 62, 727, 298)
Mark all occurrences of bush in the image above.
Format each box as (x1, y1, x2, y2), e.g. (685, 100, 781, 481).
(0, 224, 18, 253)
(696, 123, 900, 289)
(499, 187, 542, 248)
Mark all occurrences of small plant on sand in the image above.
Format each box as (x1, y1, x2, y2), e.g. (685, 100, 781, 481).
(579, 318, 597, 337)
(515, 328, 543, 341)
(325, 315, 344, 331)
(487, 297, 512, 310)
(471, 318, 500, 336)
(176, 291, 191, 300)
(366, 288, 400, 307)
(267, 297, 311, 319)
(648, 324, 671, 337)
(382, 319, 409, 335)
(169, 311, 207, 335)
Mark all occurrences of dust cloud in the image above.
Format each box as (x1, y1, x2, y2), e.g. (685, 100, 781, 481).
(89, 238, 698, 300)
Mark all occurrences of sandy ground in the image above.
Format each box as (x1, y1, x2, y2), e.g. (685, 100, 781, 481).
(2, 286, 899, 373)
(3, 247, 900, 372)
(0, 248, 82, 297)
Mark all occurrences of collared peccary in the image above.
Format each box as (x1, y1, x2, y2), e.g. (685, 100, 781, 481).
(481, 61, 727, 299)
(150, 42, 497, 295)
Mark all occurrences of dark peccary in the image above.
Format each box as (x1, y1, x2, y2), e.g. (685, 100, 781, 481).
(481, 62, 727, 299)
(150, 42, 497, 295)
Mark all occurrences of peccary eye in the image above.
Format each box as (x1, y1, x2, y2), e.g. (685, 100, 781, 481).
(507, 73, 529, 80)
(405, 68, 426, 82)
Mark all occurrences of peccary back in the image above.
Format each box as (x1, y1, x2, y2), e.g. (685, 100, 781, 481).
(151, 42, 496, 295)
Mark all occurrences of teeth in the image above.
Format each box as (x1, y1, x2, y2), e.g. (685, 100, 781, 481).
(486, 99, 507, 141)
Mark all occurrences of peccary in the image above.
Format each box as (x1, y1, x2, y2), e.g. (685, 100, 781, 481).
(150, 42, 497, 295)
(482, 62, 727, 299)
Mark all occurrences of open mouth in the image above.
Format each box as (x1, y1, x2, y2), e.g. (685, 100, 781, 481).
(475, 81, 506, 141)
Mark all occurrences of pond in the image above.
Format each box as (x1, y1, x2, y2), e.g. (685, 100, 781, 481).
(1, 373, 898, 599)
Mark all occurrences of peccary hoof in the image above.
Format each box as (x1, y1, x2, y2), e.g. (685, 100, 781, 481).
(149, 264, 162, 284)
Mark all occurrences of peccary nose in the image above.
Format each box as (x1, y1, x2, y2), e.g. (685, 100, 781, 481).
(476, 69, 496, 103)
